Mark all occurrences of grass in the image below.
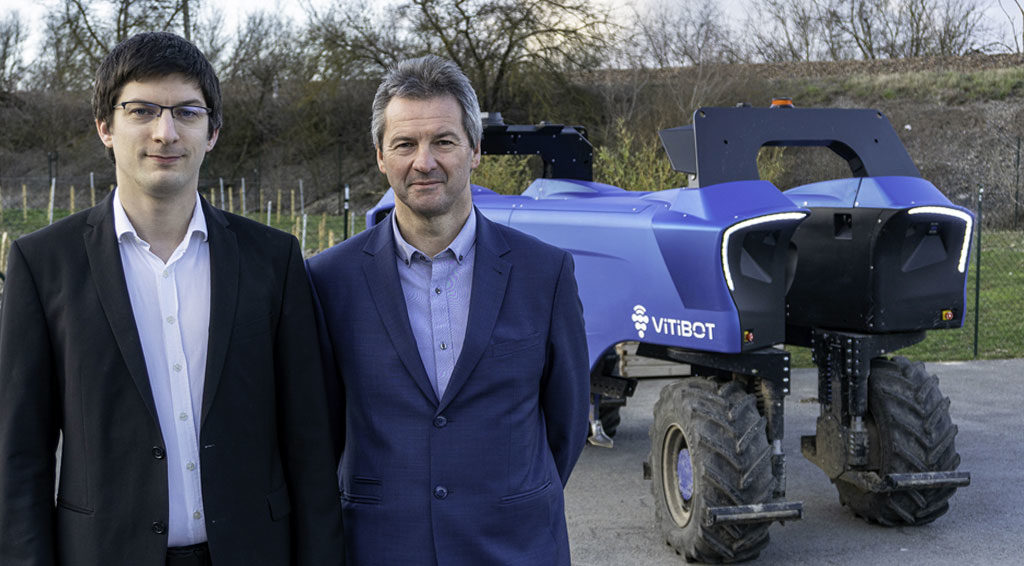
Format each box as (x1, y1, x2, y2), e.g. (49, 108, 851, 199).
(779, 67, 1024, 106)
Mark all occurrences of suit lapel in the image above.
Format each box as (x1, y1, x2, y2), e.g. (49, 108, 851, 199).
(84, 194, 160, 425)
(200, 200, 239, 427)
(438, 211, 511, 411)
(363, 216, 438, 404)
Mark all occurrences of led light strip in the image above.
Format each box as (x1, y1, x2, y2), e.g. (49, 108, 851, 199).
(721, 212, 808, 291)
(908, 206, 973, 273)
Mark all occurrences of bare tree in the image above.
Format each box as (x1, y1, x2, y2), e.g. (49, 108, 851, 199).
(747, 0, 991, 61)
(996, 0, 1024, 52)
(53, 0, 189, 72)
(0, 12, 26, 92)
(309, 0, 612, 111)
(192, 3, 228, 67)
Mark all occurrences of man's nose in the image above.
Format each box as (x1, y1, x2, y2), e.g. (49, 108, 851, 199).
(412, 145, 438, 172)
(151, 111, 180, 143)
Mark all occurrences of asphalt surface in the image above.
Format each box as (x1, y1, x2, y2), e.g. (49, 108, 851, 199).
(564, 358, 1024, 565)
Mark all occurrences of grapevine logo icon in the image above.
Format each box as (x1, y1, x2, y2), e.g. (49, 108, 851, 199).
(631, 305, 649, 338)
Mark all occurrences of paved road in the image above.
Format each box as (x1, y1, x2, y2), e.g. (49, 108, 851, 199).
(565, 358, 1024, 565)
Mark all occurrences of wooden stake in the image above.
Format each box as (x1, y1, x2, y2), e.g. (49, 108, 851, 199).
(22, 184, 27, 222)
(1, 232, 7, 273)
(47, 178, 55, 225)
(318, 212, 327, 251)
(228, 186, 234, 214)
(290, 189, 295, 221)
(69, 185, 76, 214)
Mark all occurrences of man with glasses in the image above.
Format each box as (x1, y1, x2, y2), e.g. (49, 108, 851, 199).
(0, 32, 343, 566)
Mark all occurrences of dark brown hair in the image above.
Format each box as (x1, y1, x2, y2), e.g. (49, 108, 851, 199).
(93, 32, 222, 146)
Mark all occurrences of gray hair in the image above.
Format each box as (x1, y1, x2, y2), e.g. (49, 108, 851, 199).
(370, 55, 482, 149)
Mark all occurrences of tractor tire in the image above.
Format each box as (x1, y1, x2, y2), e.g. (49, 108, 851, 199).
(836, 356, 961, 526)
(599, 403, 622, 438)
(650, 378, 775, 563)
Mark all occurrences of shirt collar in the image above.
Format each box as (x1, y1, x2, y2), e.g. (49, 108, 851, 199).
(392, 207, 477, 265)
(113, 187, 209, 245)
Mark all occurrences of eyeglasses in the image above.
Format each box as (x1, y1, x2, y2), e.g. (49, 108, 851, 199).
(113, 101, 212, 126)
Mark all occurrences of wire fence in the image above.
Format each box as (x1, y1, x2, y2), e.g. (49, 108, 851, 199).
(1, 178, 1021, 360)
(0, 176, 362, 268)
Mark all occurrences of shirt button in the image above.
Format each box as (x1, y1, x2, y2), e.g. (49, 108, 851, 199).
(179, 412, 188, 421)
(440, 342, 447, 351)
(162, 270, 170, 278)
(166, 315, 176, 324)
(152, 521, 166, 534)
(193, 510, 202, 520)
(435, 287, 442, 294)
(433, 415, 448, 428)
(152, 446, 165, 459)
(172, 363, 183, 372)
(186, 461, 196, 471)
(433, 486, 448, 500)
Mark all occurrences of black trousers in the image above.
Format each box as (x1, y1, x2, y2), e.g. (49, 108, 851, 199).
(166, 542, 211, 566)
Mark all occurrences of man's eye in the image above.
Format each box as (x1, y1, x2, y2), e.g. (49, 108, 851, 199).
(129, 106, 157, 116)
(174, 107, 200, 120)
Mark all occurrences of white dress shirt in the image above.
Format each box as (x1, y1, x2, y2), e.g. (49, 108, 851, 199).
(113, 190, 210, 546)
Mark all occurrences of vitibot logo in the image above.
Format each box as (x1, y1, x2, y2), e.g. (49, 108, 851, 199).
(629, 304, 717, 341)
(631, 305, 649, 338)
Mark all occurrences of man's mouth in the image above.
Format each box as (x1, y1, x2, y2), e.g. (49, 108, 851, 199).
(409, 176, 445, 188)
(147, 154, 183, 164)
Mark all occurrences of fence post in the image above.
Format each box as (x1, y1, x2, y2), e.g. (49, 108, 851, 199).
(973, 186, 983, 359)
(47, 178, 55, 225)
(1015, 136, 1020, 230)
(301, 213, 308, 255)
(343, 184, 350, 240)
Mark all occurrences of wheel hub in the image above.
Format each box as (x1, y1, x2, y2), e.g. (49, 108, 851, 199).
(661, 423, 694, 527)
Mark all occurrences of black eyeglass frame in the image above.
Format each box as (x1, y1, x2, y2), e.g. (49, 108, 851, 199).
(111, 101, 214, 122)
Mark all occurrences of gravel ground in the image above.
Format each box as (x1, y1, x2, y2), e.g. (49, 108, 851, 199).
(565, 358, 1024, 565)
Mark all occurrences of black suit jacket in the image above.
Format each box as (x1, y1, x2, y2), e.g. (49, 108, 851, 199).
(0, 194, 343, 566)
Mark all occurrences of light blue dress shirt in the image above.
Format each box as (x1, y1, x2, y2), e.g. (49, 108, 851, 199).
(392, 210, 476, 399)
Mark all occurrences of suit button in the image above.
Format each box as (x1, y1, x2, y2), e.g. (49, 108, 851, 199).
(433, 486, 448, 500)
(433, 415, 448, 428)
(152, 447, 165, 460)
(151, 521, 166, 534)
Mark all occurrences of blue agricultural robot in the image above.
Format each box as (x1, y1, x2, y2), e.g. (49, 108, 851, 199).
(365, 105, 972, 562)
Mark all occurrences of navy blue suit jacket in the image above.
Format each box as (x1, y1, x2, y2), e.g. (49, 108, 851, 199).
(307, 209, 589, 566)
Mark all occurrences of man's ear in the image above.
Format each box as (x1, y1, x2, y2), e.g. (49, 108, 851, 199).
(471, 141, 481, 169)
(206, 128, 220, 151)
(377, 146, 387, 174)
(96, 119, 114, 148)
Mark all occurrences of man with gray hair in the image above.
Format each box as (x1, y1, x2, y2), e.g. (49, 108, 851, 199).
(307, 54, 589, 565)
